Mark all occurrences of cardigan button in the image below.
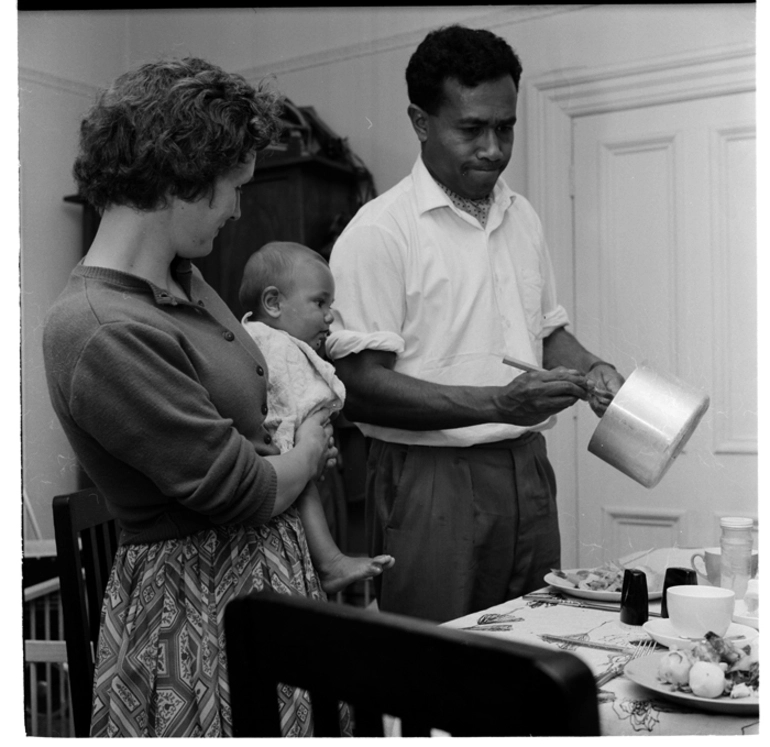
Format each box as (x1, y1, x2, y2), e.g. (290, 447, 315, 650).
(223, 331, 235, 341)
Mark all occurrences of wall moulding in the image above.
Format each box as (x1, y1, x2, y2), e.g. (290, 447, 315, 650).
(237, 6, 592, 81)
(531, 44, 755, 118)
(601, 505, 688, 558)
(526, 43, 755, 225)
(710, 123, 758, 455)
(18, 67, 96, 100)
(596, 133, 681, 373)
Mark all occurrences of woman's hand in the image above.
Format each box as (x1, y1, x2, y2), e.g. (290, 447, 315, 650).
(266, 406, 337, 516)
(295, 407, 338, 480)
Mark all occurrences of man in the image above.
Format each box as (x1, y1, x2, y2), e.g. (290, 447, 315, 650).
(327, 25, 624, 623)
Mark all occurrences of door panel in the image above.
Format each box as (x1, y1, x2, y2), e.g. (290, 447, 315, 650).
(572, 92, 756, 566)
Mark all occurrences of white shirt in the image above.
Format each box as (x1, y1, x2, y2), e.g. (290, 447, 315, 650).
(327, 156, 569, 447)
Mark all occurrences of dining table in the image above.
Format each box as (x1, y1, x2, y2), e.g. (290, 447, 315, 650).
(440, 548, 760, 737)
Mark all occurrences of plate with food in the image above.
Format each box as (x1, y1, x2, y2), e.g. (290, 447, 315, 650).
(625, 632, 759, 715)
(545, 562, 663, 602)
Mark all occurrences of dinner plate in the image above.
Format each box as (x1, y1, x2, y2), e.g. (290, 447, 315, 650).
(642, 619, 758, 650)
(624, 652, 759, 715)
(544, 570, 662, 602)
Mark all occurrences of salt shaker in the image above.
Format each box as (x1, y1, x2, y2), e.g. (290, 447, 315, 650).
(620, 568, 648, 626)
(719, 516, 753, 600)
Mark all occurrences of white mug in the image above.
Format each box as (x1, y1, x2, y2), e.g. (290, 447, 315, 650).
(666, 585, 735, 638)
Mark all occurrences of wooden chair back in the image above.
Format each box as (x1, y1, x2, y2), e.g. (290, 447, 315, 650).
(52, 488, 119, 737)
(225, 590, 600, 737)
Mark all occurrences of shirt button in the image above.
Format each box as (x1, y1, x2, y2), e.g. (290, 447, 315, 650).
(264, 434, 272, 444)
(223, 331, 235, 341)
(261, 403, 268, 415)
(256, 365, 264, 376)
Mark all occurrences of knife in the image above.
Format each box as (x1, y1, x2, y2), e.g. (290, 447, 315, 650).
(523, 593, 662, 618)
(539, 634, 636, 652)
(459, 624, 514, 632)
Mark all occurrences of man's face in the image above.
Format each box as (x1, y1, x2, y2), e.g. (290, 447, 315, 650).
(412, 75, 518, 200)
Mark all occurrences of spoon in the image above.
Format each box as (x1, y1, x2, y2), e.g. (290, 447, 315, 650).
(503, 356, 615, 400)
(502, 356, 546, 374)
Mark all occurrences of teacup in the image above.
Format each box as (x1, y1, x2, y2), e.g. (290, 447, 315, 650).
(690, 547, 759, 586)
(666, 585, 735, 638)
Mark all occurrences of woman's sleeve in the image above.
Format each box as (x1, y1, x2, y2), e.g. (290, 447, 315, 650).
(68, 321, 277, 526)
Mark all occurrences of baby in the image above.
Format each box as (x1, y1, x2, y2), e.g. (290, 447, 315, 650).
(239, 240, 395, 594)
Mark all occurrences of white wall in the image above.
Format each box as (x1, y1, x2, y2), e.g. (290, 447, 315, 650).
(18, 5, 756, 541)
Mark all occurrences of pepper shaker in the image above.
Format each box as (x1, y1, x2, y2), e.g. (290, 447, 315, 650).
(660, 567, 697, 618)
(620, 568, 649, 626)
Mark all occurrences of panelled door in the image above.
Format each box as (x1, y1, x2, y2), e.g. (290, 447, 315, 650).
(571, 91, 756, 566)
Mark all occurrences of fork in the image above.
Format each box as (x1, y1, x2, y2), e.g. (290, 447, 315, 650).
(594, 638, 658, 688)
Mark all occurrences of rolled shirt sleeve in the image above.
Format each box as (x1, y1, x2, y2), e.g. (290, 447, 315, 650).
(328, 223, 407, 360)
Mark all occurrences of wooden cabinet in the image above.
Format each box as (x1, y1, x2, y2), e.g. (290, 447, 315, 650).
(195, 153, 361, 318)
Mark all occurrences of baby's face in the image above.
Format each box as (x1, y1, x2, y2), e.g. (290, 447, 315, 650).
(278, 260, 335, 350)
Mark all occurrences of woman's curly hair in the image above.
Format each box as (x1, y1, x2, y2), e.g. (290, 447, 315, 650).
(73, 57, 284, 211)
(406, 25, 523, 115)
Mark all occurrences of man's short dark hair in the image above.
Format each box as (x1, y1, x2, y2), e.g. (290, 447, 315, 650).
(406, 25, 523, 114)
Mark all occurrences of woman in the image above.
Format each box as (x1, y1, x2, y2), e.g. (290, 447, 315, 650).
(43, 57, 348, 737)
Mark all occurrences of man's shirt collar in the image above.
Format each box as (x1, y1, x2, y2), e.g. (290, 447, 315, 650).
(411, 155, 516, 225)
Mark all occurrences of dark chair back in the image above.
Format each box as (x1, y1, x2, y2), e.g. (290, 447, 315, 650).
(52, 488, 119, 737)
(225, 591, 600, 737)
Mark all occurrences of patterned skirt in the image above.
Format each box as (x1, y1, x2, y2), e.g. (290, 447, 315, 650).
(90, 507, 352, 737)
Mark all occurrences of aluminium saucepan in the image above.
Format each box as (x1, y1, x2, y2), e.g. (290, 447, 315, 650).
(587, 362, 710, 488)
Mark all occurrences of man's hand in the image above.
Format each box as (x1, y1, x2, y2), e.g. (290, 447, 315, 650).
(585, 363, 625, 417)
(495, 367, 592, 426)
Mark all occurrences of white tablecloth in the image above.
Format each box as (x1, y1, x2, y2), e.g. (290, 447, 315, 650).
(442, 586, 759, 737)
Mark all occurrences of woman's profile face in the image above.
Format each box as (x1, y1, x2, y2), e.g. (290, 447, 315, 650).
(170, 152, 256, 258)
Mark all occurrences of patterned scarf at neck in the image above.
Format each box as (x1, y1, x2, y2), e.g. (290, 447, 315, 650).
(437, 181, 494, 228)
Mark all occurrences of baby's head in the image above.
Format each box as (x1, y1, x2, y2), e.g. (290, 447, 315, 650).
(239, 241, 335, 351)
